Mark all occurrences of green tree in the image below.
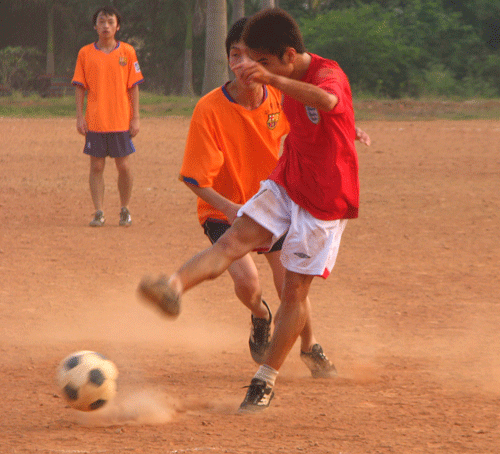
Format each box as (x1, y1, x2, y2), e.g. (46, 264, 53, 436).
(395, 0, 486, 96)
(3, 0, 500, 97)
(11, 0, 56, 75)
(302, 4, 418, 97)
(0, 46, 43, 91)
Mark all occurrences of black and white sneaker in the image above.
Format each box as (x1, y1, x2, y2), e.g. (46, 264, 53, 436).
(249, 300, 272, 364)
(89, 210, 105, 227)
(119, 207, 132, 226)
(238, 378, 274, 414)
(300, 344, 338, 378)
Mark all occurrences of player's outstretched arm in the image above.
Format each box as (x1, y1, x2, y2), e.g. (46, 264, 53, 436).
(234, 60, 337, 112)
(269, 74, 338, 112)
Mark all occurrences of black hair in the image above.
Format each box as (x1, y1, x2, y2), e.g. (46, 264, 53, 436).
(225, 17, 248, 57)
(93, 6, 122, 27)
(242, 8, 306, 59)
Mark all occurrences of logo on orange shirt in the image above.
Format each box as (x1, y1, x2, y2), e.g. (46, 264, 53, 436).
(119, 56, 127, 66)
(267, 112, 280, 130)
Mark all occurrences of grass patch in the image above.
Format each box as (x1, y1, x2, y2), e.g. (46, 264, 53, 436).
(139, 93, 199, 117)
(0, 91, 199, 118)
(1, 91, 500, 120)
(353, 98, 500, 121)
(0, 93, 76, 117)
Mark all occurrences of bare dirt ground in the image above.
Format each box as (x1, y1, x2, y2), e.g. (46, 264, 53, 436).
(1, 115, 499, 454)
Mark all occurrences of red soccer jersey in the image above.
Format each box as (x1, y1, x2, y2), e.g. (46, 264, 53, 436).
(269, 53, 359, 220)
(72, 41, 144, 132)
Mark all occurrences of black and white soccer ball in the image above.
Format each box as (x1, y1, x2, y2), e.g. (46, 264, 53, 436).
(56, 350, 118, 411)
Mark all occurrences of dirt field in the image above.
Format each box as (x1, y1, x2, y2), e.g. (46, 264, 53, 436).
(1, 116, 499, 453)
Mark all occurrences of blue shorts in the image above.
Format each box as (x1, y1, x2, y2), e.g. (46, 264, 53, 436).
(202, 218, 286, 253)
(84, 131, 135, 158)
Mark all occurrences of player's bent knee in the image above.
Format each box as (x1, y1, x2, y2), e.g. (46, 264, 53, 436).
(233, 275, 260, 297)
(216, 230, 252, 262)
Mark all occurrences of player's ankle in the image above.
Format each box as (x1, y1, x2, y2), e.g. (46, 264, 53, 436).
(168, 273, 184, 296)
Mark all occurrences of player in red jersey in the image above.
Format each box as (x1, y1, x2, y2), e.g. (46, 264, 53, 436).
(73, 6, 144, 227)
(180, 17, 353, 374)
(139, 8, 365, 412)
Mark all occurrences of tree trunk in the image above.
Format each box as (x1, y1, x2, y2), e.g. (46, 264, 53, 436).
(46, 0, 55, 75)
(231, 0, 245, 25)
(182, 49, 195, 96)
(182, 7, 195, 96)
(201, 0, 228, 95)
(261, 0, 275, 9)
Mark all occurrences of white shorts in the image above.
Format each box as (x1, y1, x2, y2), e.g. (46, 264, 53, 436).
(238, 180, 348, 278)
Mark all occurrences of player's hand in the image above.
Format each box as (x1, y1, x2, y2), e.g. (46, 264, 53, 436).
(232, 60, 271, 86)
(76, 117, 88, 136)
(129, 117, 140, 138)
(225, 202, 242, 224)
(355, 127, 371, 146)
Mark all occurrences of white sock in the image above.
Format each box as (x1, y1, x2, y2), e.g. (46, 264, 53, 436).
(254, 364, 278, 387)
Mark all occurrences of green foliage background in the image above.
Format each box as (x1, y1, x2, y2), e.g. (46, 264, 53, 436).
(1, 0, 500, 98)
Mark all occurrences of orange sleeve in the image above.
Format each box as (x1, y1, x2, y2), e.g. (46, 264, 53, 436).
(126, 45, 144, 88)
(180, 104, 224, 188)
(72, 47, 88, 89)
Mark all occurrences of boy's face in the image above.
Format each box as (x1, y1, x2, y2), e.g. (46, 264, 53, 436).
(229, 41, 260, 89)
(247, 49, 294, 78)
(94, 12, 120, 39)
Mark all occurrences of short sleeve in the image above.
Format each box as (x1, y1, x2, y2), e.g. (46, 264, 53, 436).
(311, 65, 347, 114)
(72, 48, 87, 89)
(180, 106, 224, 188)
(127, 47, 144, 88)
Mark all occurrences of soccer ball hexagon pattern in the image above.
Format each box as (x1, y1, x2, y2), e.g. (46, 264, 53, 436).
(56, 350, 118, 411)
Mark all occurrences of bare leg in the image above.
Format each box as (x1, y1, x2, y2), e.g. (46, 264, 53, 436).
(139, 215, 274, 316)
(226, 253, 272, 363)
(264, 252, 317, 351)
(115, 155, 133, 208)
(264, 270, 314, 371)
(227, 254, 269, 319)
(170, 215, 273, 294)
(89, 156, 105, 211)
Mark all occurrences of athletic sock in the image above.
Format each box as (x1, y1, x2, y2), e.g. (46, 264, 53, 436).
(254, 364, 278, 387)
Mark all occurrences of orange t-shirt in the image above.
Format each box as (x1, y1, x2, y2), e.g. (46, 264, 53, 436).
(72, 41, 144, 132)
(180, 84, 289, 225)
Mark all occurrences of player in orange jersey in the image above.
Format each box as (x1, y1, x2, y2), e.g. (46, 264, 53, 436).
(72, 6, 144, 227)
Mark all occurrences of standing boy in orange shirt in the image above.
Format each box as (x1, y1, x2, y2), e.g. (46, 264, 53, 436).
(72, 6, 144, 227)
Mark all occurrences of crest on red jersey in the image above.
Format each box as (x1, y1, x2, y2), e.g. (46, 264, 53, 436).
(305, 106, 320, 124)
